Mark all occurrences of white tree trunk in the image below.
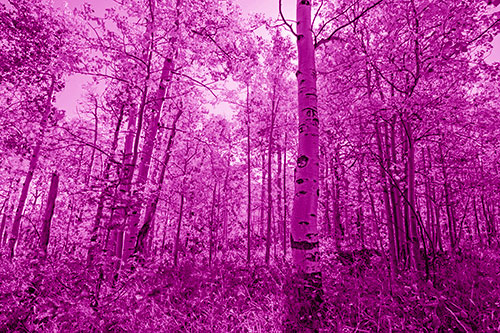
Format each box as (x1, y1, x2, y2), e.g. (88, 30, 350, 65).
(287, 0, 322, 330)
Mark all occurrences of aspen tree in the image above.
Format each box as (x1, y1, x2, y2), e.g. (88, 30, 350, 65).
(9, 78, 55, 259)
(288, 0, 322, 329)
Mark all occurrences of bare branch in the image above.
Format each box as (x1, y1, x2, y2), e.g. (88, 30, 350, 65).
(468, 18, 500, 44)
(315, 0, 383, 49)
(172, 71, 218, 99)
(311, 0, 325, 29)
(279, 0, 298, 38)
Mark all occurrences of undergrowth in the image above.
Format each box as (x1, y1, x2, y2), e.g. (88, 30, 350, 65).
(1, 245, 499, 332)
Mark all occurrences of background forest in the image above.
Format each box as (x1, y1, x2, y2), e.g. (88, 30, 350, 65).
(0, 0, 500, 331)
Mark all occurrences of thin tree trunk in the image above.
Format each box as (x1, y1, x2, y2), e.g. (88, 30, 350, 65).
(246, 84, 252, 263)
(390, 117, 404, 263)
(64, 201, 75, 253)
(375, 120, 397, 278)
(112, 99, 139, 269)
(473, 197, 483, 246)
(331, 157, 343, 251)
(87, 105, 125, 266)
(283, 132, 287, 257)
(406, 119, 422, 272)
(0, 208, 7, 249)
(9, 77, 55, 259)
(423, 147, 434, 254)
(173, 193, 184, 267)
(265, 96, 276, 265)
(260, 153, 266, 240)
(3, 201, 14, 247)
(276, 142, 283, 247)
(209, 183, 217, 269)
(444, 179, 455, 249)
(0, 183, 13, 249)
(40, 172, 59, 258)
(480, 195, 493, 246)
(323, 158, 331, 235)
(87, 103, 99, 185)
(357, 115, 365, 249)
(221, 164, 230, 253)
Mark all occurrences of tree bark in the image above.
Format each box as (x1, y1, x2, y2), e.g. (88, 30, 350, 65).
(406, 119, 422, 272)
(331, 156, 343, 251)
(276, 142, 283, 248)
(322, 154, 331, 235)
(123, 56, 175, 262)
(111, 97, 138, 269)
(260, 153, 266, 239)
(390, 117, 404, 262)
(173, 193, 185, 267)
(209, 183, 217, 269)
(0, 183, 13, 250)
(246, 84, 252, 264)
(356, 115, 365, 249)
(86, 102, 99, 185)
(135, 107, 182, 257)
(283, 132, 288, 257)
(287, 0, 322, 330)
(40, 172, 59, 258)
(375, 120, 397, 278)
(265, 95, 277, 265)
(87, 104, 124, 266)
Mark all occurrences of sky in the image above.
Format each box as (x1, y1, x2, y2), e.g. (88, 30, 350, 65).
(52, 0, 295, 118)
(51, 0, 500, 118)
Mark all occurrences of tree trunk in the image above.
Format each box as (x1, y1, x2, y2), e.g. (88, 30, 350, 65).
(173, 193, 185, 267)
(9, 77, 55, 259)
(86, 103, 99, 185)
(277, 142, 283, 248)
(123, 56, 175, 262)
(375, 120, 397, 278)
(112, 98, 139, 270)
(87, 105, 125, 266)
(265, 96, 276, 265)
(406, 119, 422, 272)
(246, 84, 252, 263)
(283, 132, 288, 257)
(287, 0, 322, 330)
(0, 208, 7, 249)
(390, 117, 404, 262)
(221, 162, 231, 254)
(481, 195, 493, 246)
(209, 183, 217, 269)
(473, 197, 483, 247)
(323, 157, 331, 235)
(356, 115, 365, 249)
(40, 172, 59, 258)
(260, 153, 266, 240)
(331, 156, 343, 251)
(0, 183, 12, 250)
(135, 107, 182, 257)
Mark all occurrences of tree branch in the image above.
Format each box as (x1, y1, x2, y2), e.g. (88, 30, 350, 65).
(279, 0, 298, 38)
(172, 71, 218, 99)
(315, 0, 383, 49)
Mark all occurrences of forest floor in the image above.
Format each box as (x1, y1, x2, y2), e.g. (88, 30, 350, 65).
(1, 242, 499, 332)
